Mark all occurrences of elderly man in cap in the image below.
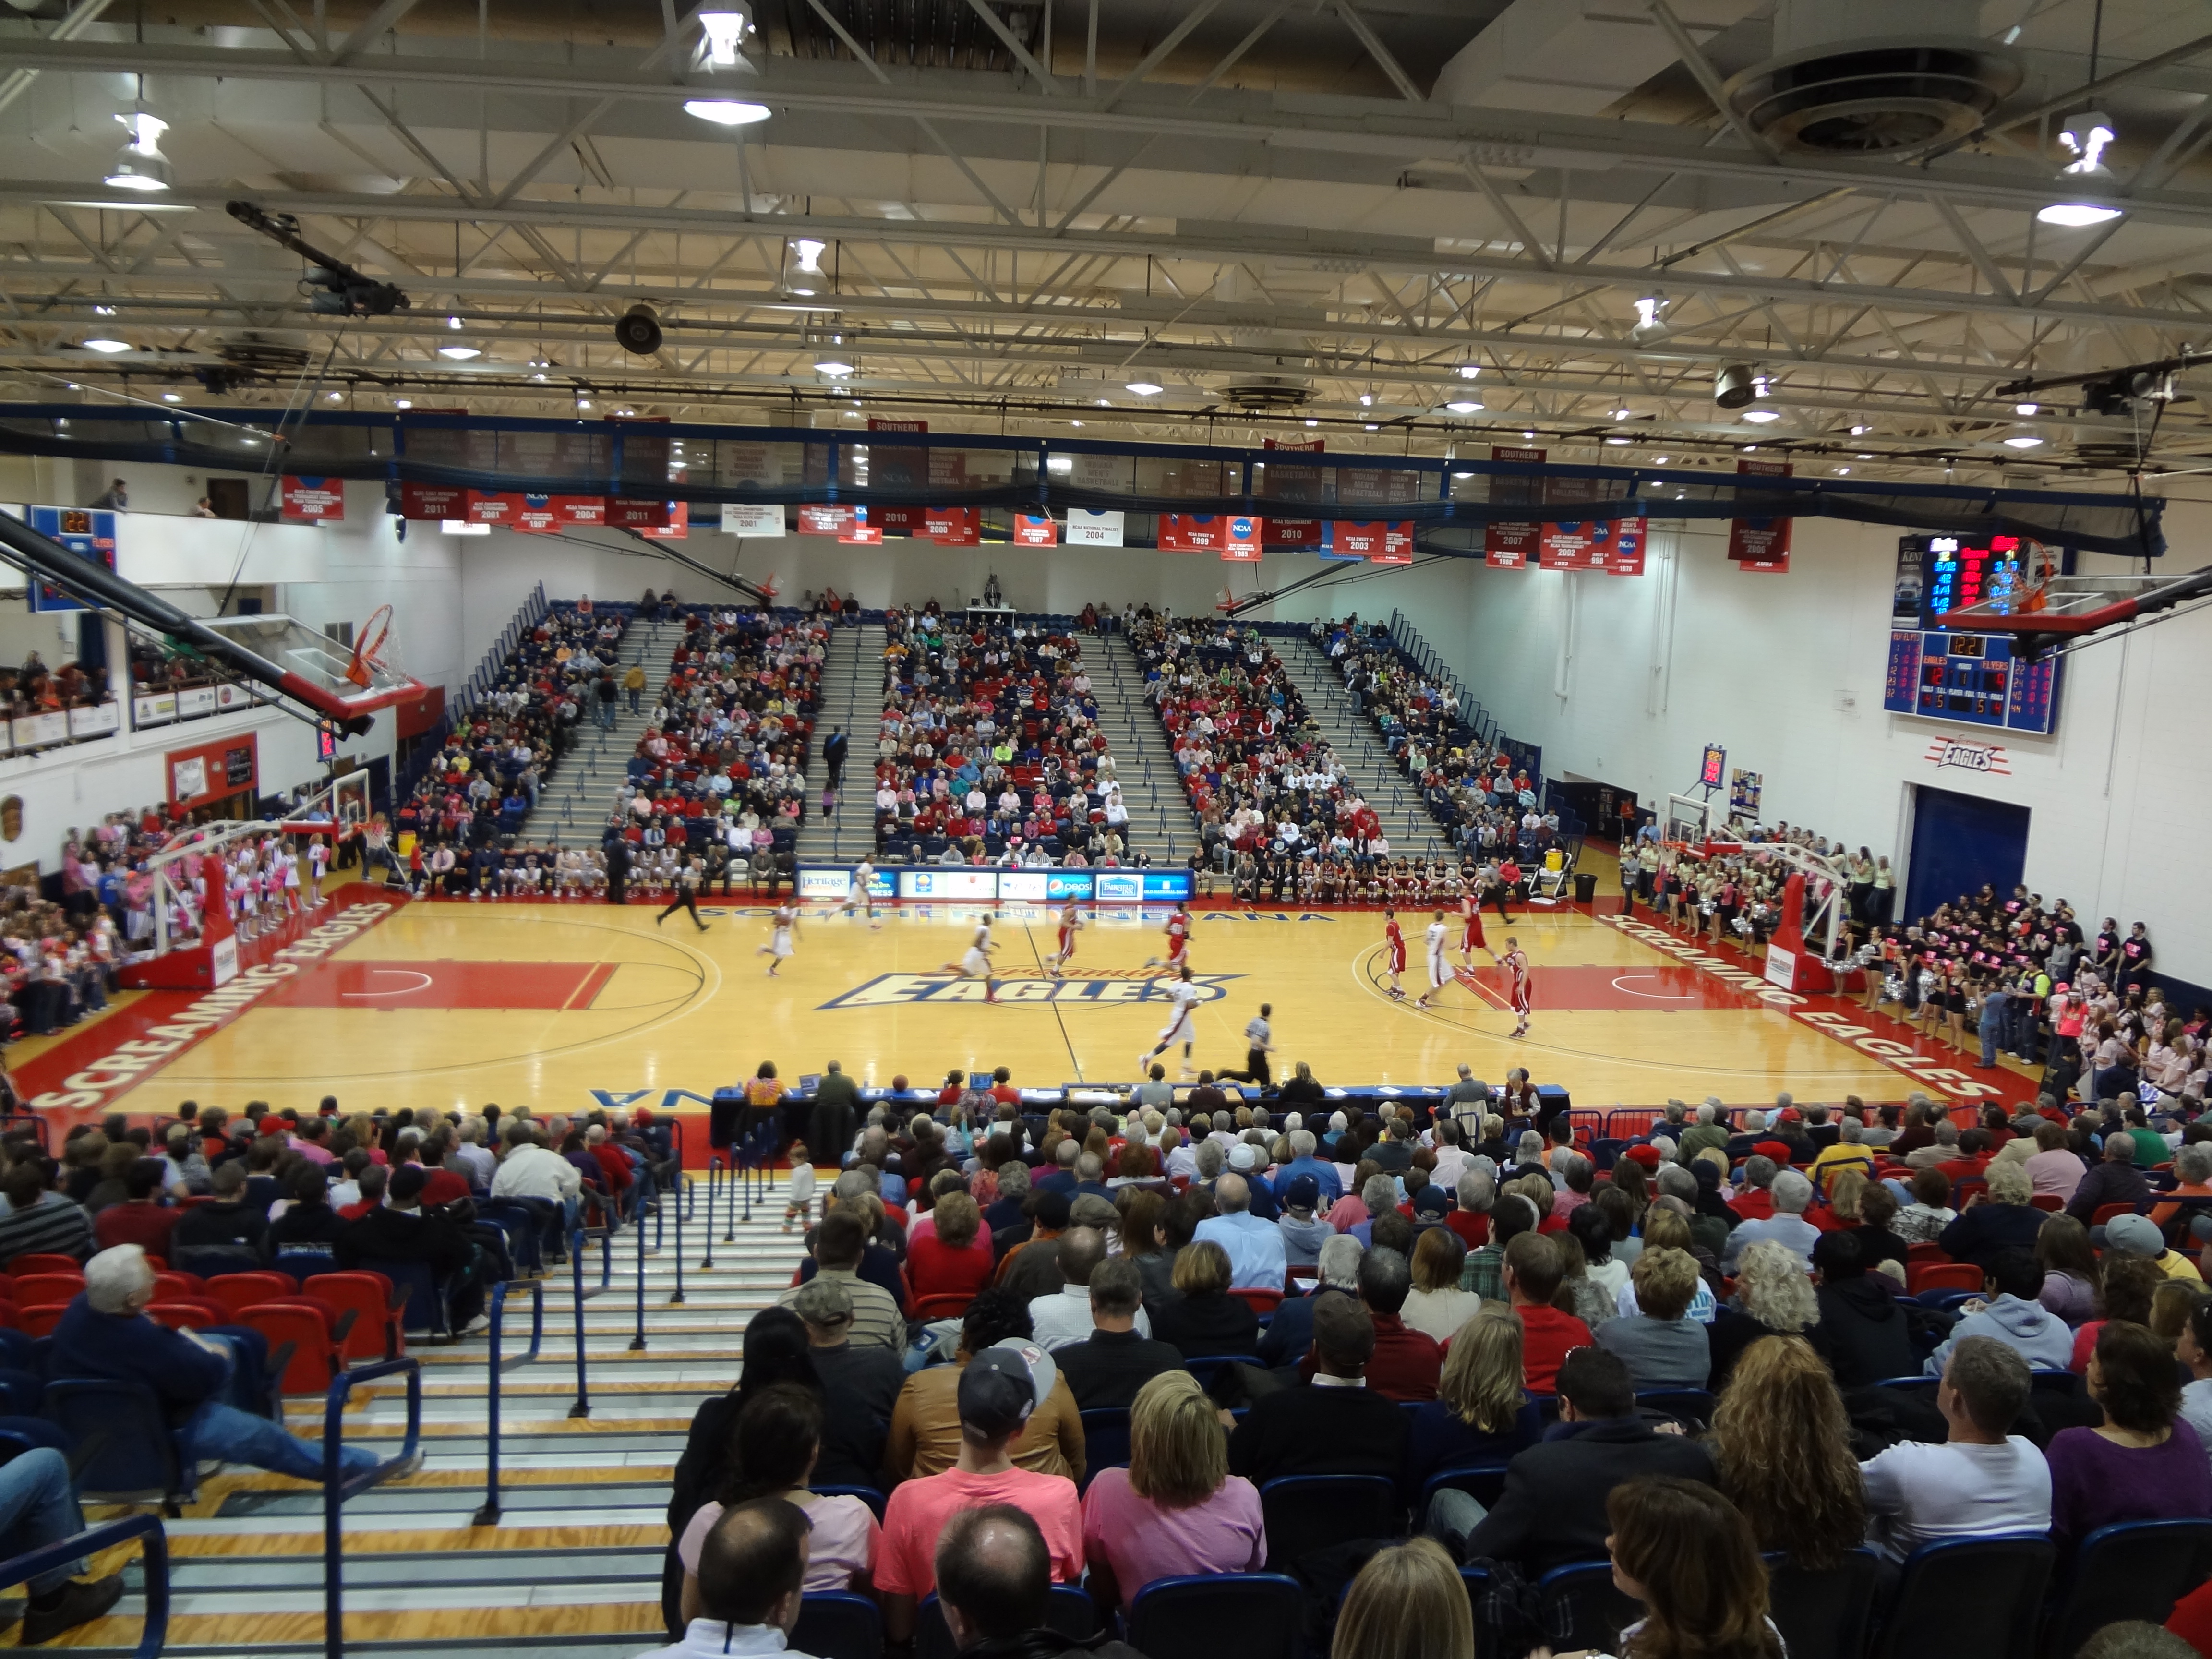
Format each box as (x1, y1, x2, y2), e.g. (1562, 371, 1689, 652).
(1194, 1171, 1288, 1291)
(876, 1338, 1083, 1643)
(1226, 1141, 1279, 1220)
(2102, 1212, 2206, 1282)
(789, 1275, 906, 1487)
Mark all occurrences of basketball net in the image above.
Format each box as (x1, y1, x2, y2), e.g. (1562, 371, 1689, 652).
(346, 603, 394, 688)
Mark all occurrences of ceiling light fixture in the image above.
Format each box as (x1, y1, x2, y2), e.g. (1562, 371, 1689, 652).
(1445, 399, 1482, 414)
(1631, 294, 1667, 342)
(1364, 423, 1379, 431)
(326, 391, 342, 402)
(1836, 466, 1851, 474)
(161, 391, 181, 403)
(1304, 418, 1319, 427)
(1522, 430, 1535, 439)
(1612, 408, 1632, 420)
(1741, 409, 1780, 423)
(792, 237, 826, 274)
(2003, 434, 2045, 448)
(2038, 112, 2122, 227)
(1358, 392, 1374, 407)
(395, 398, 413, 409)
(1850, 424, 1872, 435)
(80, 338, 131, 354)
(814, 359, 854, 376)
(1605, 436, 1631, 445)
(576, 398, 591, 410)
(105, 106, 171, 192)
(686, 8, 769, 126)
(447, 314, 463, 329)
(1125, 380, 1162, 397)
(93, 304, 116, 316)
(1457, 363, 1481, 380)
(2015, 401, 2040, 416)
(438, 344, 481, 359)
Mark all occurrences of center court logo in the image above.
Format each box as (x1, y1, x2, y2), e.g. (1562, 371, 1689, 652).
(820, 972, 1241, 1010)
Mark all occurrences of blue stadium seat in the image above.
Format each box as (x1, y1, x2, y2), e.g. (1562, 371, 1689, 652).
(43, 1379, 195, 1513)
(1868, 1534, 2053, 1659)
(1126, 1573, 1303, 1659)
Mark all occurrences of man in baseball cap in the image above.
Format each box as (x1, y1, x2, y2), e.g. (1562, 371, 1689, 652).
(875, 1336, 1083, 1644)
(2101, 1213, 2201, 1281)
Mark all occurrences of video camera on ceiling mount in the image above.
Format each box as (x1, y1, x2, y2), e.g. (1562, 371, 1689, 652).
(225, 200, 411, 318)
(1996, 349, 2203, 419)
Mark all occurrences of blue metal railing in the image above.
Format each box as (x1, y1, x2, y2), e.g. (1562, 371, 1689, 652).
(565, 1212, 617, 1419)
(0, 1515, 167, 1659)
(323, 1357, 423, 1659)
(470, 1278, 545, 1526)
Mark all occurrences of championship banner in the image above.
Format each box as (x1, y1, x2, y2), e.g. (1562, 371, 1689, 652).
(1158, 513, 1221, 552)
(721, 503, 784, 536)
(641, 501, 689, 541)
(1065, 509, 1124, 547)
(280, 476, 344, 521)
(1730, 459, 1793, 571)
(1221, 514, 1262, 561)
(1605, 515, 1648, 576)
(1322, 521, 1414, 563)
(839, 505, 883, 545)
(798, 505, 856, 536)
(608, 497, 680, 531)
(398, 483, 468, 520)
(465, 489, 525, 526)
(1014, 513, 1058, 547)
(1317, 521, 1365, 561)
(518, 494, 605, 530)
(924, 506, 981, 546)
(1539, 517, 1646, 573)
(1259, 437, 1324, 547)
(1486, 445, 1544, 567)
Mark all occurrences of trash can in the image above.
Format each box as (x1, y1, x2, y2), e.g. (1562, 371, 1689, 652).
(1573, 872, 1598, 904)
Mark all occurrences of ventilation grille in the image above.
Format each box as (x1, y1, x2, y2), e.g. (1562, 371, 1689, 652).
(1726, 39, 2022, 155)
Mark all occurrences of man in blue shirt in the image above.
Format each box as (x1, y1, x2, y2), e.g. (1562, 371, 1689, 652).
(1272, 1129, 1342, 1206)
(1193, 1173, 1287, 1292)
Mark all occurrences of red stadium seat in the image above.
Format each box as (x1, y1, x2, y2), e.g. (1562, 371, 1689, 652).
(10, 1274, 83, 1307)
(239, 1302, 355, 1395)
(5, 1255, 82, 1279)
(2031, 1194, 2064, 1213)
(1228, 1289, 1283, 1318)
(204, 1272, 301, 1319)
(16, 1304, 66, 1338)
(2092, 1203, 2141, 1227)
(909, 1294, 974, 1323)
(294, 1272, 406, 1362)
(147, 1300, 226, 1331)
(151, 1272, 204, 1302)
(1908, 1262, 1983, 1296)
(1906, 1243, 1948, 1264)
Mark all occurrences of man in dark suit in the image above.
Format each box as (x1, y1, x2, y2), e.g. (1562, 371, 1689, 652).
(1227, 1296, 1407, 1486)
(337, 1164, 488, 1329)
(1053, 1259, 1185, 1411)
(1442, 1346, 1716, 1575)
(808, 1063, 860, 1172)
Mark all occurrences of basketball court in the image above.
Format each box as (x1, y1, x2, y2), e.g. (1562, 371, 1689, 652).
(14, 879, 2045, 1135)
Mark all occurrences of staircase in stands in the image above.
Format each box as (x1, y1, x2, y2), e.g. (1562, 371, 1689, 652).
(1275, 636, 1452, 860)
(1091, 632, 1186, 868)
(74, 1176, 798, 1659)
(793, 624, 883, 866)
(517, 617, 675, 846)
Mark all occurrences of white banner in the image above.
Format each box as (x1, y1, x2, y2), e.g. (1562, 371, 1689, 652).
(1066, 509, 1126, 547)
(178, 686, 218, 718)
(13, 712, 66, 747)
(133, 692, 177, 726)
(67, 702, 120, 738)
(721, 503, 786, 536)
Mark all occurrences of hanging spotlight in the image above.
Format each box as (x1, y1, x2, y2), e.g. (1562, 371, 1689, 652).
(814, 358, 855, 376)
(2038, 113, 2121, 227)
(1456, 363, 1481, 380)
(1631, 295, 1667, 343)
(105, 110, 172, 192)
(1714, 363, 1759, 409)
(79, 338, 132, 354)
(685, 8, 769, 126)
(437, 344, 481, 360)
(1444, 399, 1482, 415)
(793, 238, 826, 274)
(1358, 392, 1374, 407)
(1125, 380, 1163, 397)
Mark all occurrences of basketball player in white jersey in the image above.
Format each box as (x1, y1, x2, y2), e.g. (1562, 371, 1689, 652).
(1140, 963, 1203, 1079)
(1046, 900, 1084, 976)
(757, 902, 801, 976)
(940, 914, 1001, 1004)
(846, 859, 883, 929)
(1415, 909, 1457, 1009)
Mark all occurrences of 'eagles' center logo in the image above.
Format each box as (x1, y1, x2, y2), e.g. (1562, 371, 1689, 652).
(820, 972, 1241, 1010)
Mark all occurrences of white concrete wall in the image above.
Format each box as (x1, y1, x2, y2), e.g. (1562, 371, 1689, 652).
(1269, 508, 2212, 988)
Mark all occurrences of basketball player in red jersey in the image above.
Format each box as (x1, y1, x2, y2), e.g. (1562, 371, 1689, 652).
(1381, 906, 1408, 1000)
(1046, 899, 1085, 977)
(1458, 889, 1488, 968)
(1501, 935, 1531, 1038)
(1143, 902, 1192, 974)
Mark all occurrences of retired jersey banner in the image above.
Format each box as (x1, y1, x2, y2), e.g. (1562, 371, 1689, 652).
(1221, 515, 1262, 561)
(398, 482, 467, 521)
(1014, 513, 1058, 547)
(1730, 459, 1792, 571)
(1065, 509, 1124, 547)
(924, 506, 981, 546)
(280, 476, 343, 521)
(798, 504, 856, 537)
(1158, 513, 1222, 552)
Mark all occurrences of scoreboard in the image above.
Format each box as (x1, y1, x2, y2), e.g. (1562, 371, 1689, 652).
(1882, 534, 2065, 734)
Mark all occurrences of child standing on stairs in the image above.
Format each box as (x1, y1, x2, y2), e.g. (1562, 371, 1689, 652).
(781, 1142, 816, 1233)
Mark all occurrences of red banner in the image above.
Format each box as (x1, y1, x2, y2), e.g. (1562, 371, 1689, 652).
(1014, 514, 1058, 547)
(641, 501, 689, 541)
(280, 476, 344, 521)
(167, 732, 258, 812)
(607, 497, 679, 531)
(1158, 513, 1222, 552)
(839, 506, 882, 545)
(924, 506, 981, 546)
(1605, 516, 1648, 576)
(398, 483, 467, 521)
(1322, 521, 1412, 560)
(1486, 445, 1544, 567)
(515, 494, 605, 532)
(466, 490, 525, 526)
(1485, 522, 1541, 569)
(1221, 515, 1262, 561)
(798, 505, 856, 537)
(1730, 459, 1792, 571)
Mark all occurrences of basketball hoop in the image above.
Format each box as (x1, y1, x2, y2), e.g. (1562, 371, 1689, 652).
(346, 604, 393, 688)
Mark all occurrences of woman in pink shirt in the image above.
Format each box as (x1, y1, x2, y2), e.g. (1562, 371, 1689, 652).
(1080, 1370, 1264, 1610)
(2024, 1118, 2088, 1202)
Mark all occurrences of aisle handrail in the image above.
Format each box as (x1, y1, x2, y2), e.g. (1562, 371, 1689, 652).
(470, 1278, 545, 1526)
(0, 1515, 167, 1659)
(323, 1357, 423, 1659)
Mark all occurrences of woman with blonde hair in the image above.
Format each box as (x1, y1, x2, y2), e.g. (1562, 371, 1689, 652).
(1080, 1370, 1263, 1609)
(1148, 1240, 1261, 1358)
(1707, 1335, 1866, 1567)
(1706, 1240, 1820, 1391)
(1406, 1311, 1527, 1508)
(1402, 1226, 1484, 1343)
(1333, 1537, 1473, 1659)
